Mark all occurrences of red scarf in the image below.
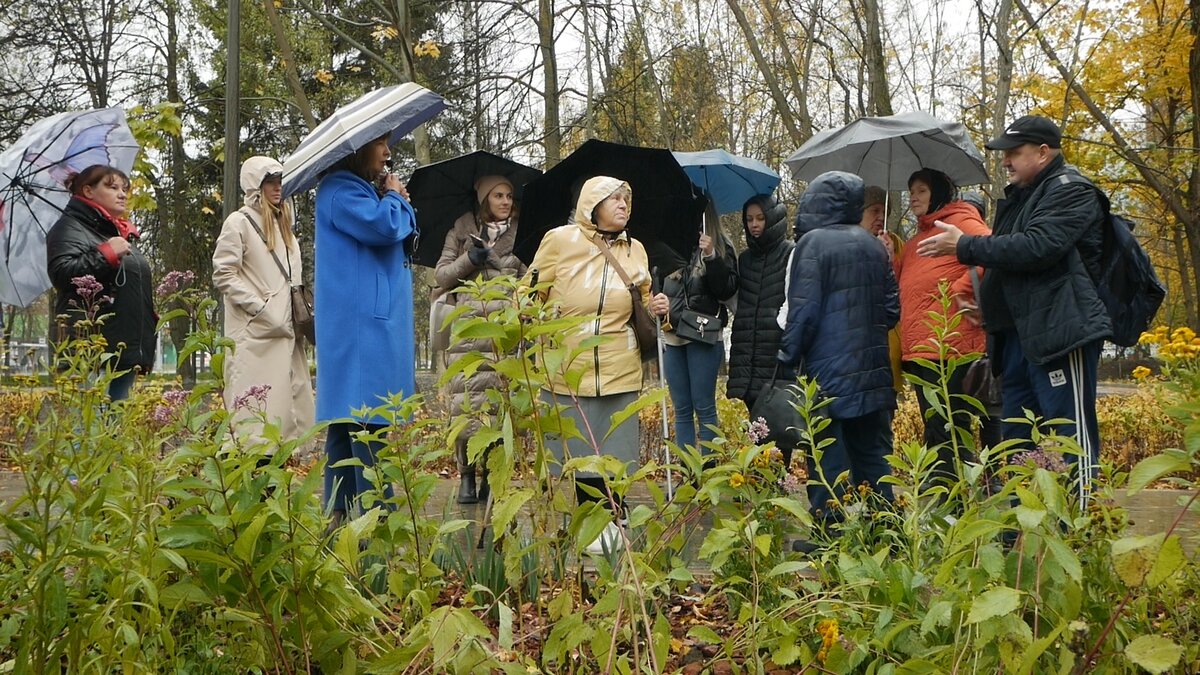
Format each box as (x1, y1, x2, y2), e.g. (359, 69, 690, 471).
(76, 196, 140, 240)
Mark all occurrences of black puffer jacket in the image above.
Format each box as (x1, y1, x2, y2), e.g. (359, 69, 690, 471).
(778, 172, 899, 419)
(662, 235, 738, 339)
(727, 195, 793, 404)
(46, 198, 157, 370)
(957, 154, 1111, 365)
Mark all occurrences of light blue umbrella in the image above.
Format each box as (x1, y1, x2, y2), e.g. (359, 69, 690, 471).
(282, 83, 446, 198)
(672, 149, 781, 214)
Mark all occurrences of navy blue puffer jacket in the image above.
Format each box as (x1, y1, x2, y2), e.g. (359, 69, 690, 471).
(778, 172, 899, 419)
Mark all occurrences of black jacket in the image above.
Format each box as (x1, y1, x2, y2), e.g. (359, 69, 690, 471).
(662, 235, 738, 337)
(957, 155, 1111, 365)
(778, 172, 899, 419)
(727, 196, 793, 403)
(46, 198, 157, 371)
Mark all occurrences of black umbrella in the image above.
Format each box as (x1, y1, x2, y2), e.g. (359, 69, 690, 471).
(514, 139, 705, 274)
(408, 150, 542, 268)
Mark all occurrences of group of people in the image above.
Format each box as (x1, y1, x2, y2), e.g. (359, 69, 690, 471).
(44, 112, 1110, 553)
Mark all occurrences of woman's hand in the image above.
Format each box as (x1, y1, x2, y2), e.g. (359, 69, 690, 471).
(384, 173, 409, 199)
(698, 233, 714, 257)
(878, 231, 894, 261)
(649, 292, 669, 317)
(106, 236, 131, 259)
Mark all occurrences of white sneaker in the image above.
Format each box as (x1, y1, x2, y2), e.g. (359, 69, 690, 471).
(584, 520, 627, 555)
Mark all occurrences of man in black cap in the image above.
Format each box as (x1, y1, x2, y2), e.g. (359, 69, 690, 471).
(916, 115, 1111, 501)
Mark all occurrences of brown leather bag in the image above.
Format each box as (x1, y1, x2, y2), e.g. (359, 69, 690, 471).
(596, 236, 658, 361)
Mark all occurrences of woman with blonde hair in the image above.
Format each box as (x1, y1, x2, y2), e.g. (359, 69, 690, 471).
(213, 156, 315, 450)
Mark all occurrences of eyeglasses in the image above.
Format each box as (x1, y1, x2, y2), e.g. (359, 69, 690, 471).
(262, 171, 283, 183)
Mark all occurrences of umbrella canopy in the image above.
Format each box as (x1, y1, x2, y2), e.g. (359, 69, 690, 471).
(784, 111, 988, 190)
(514, 139, 705, 274)
(408, 150, 541, 268)
(0, 107, 139, 307)
(672, 149, 780, 214)
(282, 83, 446, 198)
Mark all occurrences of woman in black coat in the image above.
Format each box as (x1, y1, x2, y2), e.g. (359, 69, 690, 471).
(726, 194, 792, 412)
(45, 164, 156, 401)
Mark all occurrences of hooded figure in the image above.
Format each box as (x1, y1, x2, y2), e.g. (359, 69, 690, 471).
(778, 171, 900, 528)
(726, 194, 792, 409)
(434, 173, 526, 503)
(528, 175, 652, 555)
(212, 155, 314, 449)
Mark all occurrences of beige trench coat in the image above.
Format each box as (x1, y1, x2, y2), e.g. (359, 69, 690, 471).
(212, 206, 315, 447)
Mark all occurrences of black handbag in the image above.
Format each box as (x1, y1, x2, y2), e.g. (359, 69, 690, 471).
(671, 254, 721, 345)
(962, 268, 998, 407)
(749, 362, 805, 450)
(674, 308, 720, 344)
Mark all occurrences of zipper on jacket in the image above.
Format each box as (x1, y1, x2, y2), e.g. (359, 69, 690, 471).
(594, 254, 611, 395)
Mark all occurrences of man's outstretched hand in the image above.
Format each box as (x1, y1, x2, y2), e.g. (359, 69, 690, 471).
(917, 220, 963, 258)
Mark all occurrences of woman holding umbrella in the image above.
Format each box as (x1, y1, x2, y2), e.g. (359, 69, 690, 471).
(435, 175, 527, 503)
(314, 134, 416, 523)
(660, 201, 738, 455)
(211, 156, 314, 450)
(46, 164, 156, 401)
(529, 176, 668, 554)
(895, 168, 996, 487)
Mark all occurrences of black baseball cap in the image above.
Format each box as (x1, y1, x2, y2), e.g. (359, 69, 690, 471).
(985, 115, 1062, 150)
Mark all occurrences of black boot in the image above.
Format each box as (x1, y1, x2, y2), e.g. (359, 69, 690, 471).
(458, 468, 478, 504)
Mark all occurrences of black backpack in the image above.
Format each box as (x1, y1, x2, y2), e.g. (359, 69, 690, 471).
(1057, 174, 1166, 346)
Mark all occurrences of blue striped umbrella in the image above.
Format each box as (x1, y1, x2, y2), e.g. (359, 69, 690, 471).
(282, 83, 446, 197)
(672, 149, 780, 215)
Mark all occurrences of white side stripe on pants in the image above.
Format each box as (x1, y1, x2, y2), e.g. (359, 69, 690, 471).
(1068, 349, 1092, 505)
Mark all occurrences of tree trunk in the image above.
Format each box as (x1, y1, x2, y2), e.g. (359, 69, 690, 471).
(990, 0, 1014, 199)
(264, 0, 317, 130)
(861, 0, 893, 116)
(723, 0, 805, 146)
(538, 0, 561, 166)
(760, 0, 814, 138)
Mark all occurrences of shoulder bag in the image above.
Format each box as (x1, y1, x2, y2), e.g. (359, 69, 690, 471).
(596, 236, 658, 361)
(749, 361, 805, 451)
(671, 252, 722, 345)
(962, 267, 1000, 408)
(243, 214, 316, 346)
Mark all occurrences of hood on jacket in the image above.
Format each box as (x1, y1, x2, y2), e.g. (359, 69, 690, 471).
(574, 176, 632, 233)
(241, 156, 284, 208)
(742, 194, 789, 253)
(793, 171, 864, 239)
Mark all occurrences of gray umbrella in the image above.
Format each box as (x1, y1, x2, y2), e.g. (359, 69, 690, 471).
(784, 111, 988, 190)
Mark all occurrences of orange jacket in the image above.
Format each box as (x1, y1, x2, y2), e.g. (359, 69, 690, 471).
(895, 200, 991, 361)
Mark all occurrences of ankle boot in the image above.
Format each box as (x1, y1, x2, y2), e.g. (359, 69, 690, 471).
(458, 467, 478, 504)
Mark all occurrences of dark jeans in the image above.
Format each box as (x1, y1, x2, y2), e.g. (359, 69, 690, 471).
(903, 360, 1002, 486)
(806, 408, 894, 521)
(324, 422, 394, 514)
(107, 369, 137, 402)
(998, 330, 1101, 499)
(663, 339, 724, 452)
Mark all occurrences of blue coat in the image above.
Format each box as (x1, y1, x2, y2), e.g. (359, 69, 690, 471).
(314, 170, 417, 424)
(778, 171, 899, 419)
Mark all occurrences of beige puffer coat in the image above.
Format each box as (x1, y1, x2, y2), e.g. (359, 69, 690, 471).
(530, 176, 652, 397)
(435, 211, 526, 433)
(212, 156, 314, 446)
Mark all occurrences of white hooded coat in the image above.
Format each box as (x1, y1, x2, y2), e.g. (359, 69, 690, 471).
(212, 156, 315, 447)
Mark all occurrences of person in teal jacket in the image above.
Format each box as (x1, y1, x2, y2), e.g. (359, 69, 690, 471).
(315, 134, 417, 523)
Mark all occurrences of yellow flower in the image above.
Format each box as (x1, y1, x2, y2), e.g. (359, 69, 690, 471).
(816, 618, 840, 664)
(1131, 365, 1151, 380)
(729, 472, 745, 488)
(1172, 327, 1196, 343)
(1138, 331, 1161, 346)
